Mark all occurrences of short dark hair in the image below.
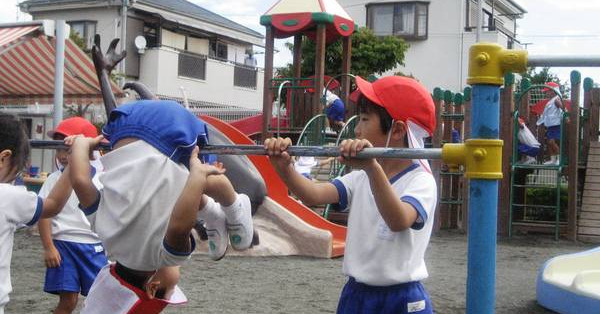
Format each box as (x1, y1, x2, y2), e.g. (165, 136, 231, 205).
(0, 114, 30, 172)
(357, 95, 408, 146)
(357, 94, 393, 134)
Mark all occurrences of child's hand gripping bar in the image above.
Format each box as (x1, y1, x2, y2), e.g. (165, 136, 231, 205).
(30, 140, 443, 160)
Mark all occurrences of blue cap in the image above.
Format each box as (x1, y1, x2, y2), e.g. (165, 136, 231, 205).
(102, 100, 215, 166)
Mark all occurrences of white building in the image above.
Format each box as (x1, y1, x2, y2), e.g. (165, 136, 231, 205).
(20, 0, 266, 111)
(339, 0, 526, 91)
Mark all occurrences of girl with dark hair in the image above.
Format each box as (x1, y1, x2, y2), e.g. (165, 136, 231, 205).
(0, 114, 73, 313)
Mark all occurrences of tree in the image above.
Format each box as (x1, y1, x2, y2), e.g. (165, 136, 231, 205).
(522, 67, 559, 85)
(276, 27, 409, 79)
(522, 67, 569, 96)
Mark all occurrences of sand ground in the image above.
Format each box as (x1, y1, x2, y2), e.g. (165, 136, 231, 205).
(6, 229, 596, 313)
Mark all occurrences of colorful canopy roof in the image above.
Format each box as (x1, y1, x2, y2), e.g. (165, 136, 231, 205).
(260, 0, 355, 42)
(0, 22, 122, 106)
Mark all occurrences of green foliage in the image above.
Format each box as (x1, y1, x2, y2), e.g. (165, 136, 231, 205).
(276, 27, 409, 79)
(525, 186, 567, 221)
(521, 67, 570, 96)
(69, 30, 88, 52)
(522, 67, 559, 85)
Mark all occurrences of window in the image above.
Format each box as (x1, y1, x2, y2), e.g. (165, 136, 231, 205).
(209, 40, 228, 60)
(68, 20, 96, 49)
(367, 2, 428, 40)
(234, 65, 257, 89)
(482, 9, 495, 31)
(143, 23, 159, 48)
(178, 51, 206, 80)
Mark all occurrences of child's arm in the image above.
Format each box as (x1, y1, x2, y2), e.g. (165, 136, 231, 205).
(67, 135, 103, 208)
(164, 146, 225, 253)
(40, 166, 73, 218)
(38, 218, 61, 268)
(554, 97, 563, 109)
(264, 137, 338, 206)
(339, 139, 418, 231)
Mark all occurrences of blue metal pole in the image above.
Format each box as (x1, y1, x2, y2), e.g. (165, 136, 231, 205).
(467, 84, 500, 313)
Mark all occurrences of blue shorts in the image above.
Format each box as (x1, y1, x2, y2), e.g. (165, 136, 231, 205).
(326, 99, 346, 123)
(44, 239, 108, 296)
(337, 277, 433, 314)
(546, 125, 561, 140)
(518, 144, 540, 157)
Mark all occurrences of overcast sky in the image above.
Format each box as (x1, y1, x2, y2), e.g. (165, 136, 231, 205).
(2, 0, 600, 85)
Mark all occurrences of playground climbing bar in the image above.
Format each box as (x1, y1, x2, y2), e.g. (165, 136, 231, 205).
(528, 55, 600, 67)
(29, 140, 443, 160)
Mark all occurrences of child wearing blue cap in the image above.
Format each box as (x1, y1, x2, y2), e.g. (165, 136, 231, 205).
(67, 100, 253, 313)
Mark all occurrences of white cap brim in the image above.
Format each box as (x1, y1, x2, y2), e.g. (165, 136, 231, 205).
(406, 120, 432, 173)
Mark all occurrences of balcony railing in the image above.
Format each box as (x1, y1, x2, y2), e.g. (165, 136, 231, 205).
(178, 51, 207, 80)
(234, 64, 258, 89)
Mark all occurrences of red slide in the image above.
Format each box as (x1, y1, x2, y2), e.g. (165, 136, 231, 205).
(200, 115, 346, 257)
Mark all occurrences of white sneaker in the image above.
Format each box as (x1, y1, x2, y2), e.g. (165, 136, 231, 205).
(522, 156, 536, 165)
(543, 160, 554, 165)
(199, 198, 228, 261)
(223, 194, 254, 251)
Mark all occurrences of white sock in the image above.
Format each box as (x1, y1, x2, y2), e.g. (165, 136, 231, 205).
(197, 197, 222, 222)
(221, 194, 246, 223)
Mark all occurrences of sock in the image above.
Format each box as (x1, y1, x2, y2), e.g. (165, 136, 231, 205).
(197, 197, 222, 222)
(221, 194, 244, 222)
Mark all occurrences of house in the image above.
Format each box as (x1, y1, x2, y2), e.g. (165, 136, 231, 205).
(19, 0, 266, 111)
(0, 20, 124, 172)
(338, 0, 527, 91)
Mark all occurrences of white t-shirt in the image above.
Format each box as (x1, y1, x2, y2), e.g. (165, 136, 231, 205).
(537, 96, 563, 127)
(0, 184, 43, 310)
(38, 167, 102, 244)
(323, 89, 340, 107)
(332, 164, 437, 286)
(294, 156, 317, 176)
(86, 140, 190, 271)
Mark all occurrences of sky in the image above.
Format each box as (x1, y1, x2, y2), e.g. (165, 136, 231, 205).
(1, 0, 600, 85)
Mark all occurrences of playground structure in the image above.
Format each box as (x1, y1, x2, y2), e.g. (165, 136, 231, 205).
(259, 0, 355, 141)
(432, 72, 600, 242)
(537, 246, 600, 314)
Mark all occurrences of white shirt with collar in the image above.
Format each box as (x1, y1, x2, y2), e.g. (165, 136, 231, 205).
(332, 164, 437, 286)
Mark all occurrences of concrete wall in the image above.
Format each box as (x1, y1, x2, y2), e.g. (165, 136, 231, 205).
(339, 0, 522, 92)
(139, 47, 264, 110)
(31, 7, 121, 53)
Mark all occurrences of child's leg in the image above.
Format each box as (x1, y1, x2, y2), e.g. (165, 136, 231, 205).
(204, 174, 237, 206)
(204, 175, 254, 251)
(548, 139, 559, 156)
(55, 292, 78, 314)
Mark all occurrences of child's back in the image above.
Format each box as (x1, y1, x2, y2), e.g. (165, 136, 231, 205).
(94, 140, 190, 270)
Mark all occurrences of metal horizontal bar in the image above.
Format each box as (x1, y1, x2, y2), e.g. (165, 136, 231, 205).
(528, 55, 600, 67)
(30, 140, 443, 160)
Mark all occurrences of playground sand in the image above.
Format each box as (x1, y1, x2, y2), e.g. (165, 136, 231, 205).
(6, 229, 595, 313)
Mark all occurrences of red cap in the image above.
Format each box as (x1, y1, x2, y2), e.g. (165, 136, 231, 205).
(47, 117, 98, 138)
(543, 81, 559, 92)
(355, 75, 436, 135)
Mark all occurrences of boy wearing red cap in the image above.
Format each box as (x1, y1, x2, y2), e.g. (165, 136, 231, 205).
(265, 76, 437, 313)
(536, 82, 564, 165)
(38, 117, 108, 313)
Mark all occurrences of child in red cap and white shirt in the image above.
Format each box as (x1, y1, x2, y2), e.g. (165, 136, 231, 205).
(265, 76, 437, 313)
(38, 117, 108, 314)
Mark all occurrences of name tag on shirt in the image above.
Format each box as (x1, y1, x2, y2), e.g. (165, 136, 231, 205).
(377, 219, 395, 241)
(94, 245, 104, 253)
(408, 300, 426, 312)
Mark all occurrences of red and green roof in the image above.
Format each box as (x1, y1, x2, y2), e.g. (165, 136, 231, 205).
(260, 0, 355, 41)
